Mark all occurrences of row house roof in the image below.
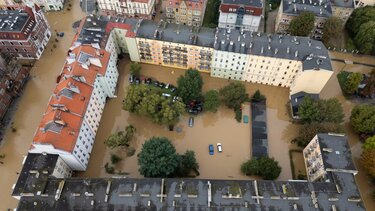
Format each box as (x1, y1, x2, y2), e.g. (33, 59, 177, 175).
(32, 45, 110, 153)
(282, 0, 333, 17)
(165, 0, 206, 11)
(222, 0, 263, 7)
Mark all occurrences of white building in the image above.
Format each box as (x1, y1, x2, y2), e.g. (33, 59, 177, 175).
(218, 0, 263, 32)
(98, 0, 156, 19)
(29, 43, 118, 171)
(24, 0, 65, 11)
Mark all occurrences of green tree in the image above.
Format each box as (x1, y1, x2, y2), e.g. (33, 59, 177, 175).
(363, 136, 375, 150)
(292, 122, 344, 147)
(361, 149, 375, 178)
(111, 154, 122, 164)
(203, 90, 221, 113)
(343, 72, 363, 94)
(105, 131, 128, 149)
(299, 97, 344, 124)
(346, 6, 375, 36)
(288, 12, 315, 36)
(251, 89, 266, 102)
(354, 21, 375, 55)
(123, 85, 185, 125)
(138, 137, 180, 177)
(177, 69, 203, 103)
(219, 82, 249, 109)
(351, 104, 375, 134)
(176, 150, 200, 177)
(240, 157, 281, 180)
(130, 62, 141, 77)
(322, 17, 343, 47)
(360, 69, 375, 97)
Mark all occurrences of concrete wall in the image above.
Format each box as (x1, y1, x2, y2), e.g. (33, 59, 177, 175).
(290, 68, 333, 95)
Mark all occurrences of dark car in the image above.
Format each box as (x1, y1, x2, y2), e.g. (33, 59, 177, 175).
(188, 109, 199, 115)
(159, 82, 165, 88)
(144, 78, 152, 84)
(135, 77, 140, 85)
(209, 144, 214, 155)
(170, 87, 177, 93)
(154, 81, 160, 87)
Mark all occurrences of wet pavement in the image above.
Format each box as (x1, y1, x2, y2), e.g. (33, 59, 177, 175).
(0, 1, 85, 209)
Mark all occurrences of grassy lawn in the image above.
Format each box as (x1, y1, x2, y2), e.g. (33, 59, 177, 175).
(202, 0, 221, 28)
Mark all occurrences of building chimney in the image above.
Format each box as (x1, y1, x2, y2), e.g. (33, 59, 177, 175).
(268, 44, 271, 50)
(238, 35, 241, 42)
(308, 39, 312, 47)
(221, 40, 225, 45)
(293, 4, 297, 12)
(295, 50, 299, 57)
(227, 28, 231, 34)
(261, 47, 264, 54)
(309, 0, 312, 4)
(241, 43, 245, 47)
(319, 8, 322, 15)
(230, 41, 234, 45)
(287, 47, 290, 54)
(274, 48, 278, 55)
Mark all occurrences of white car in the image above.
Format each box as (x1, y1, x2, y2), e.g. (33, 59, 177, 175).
(217, 143, 222, 152)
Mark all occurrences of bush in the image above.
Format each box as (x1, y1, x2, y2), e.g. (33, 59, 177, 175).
(111, 154, 122, 164)
(252, 89, 266, 102)
(350, 104, 375, 134)
(235, 108, 242, 122)
(241, 157, 281, 180)
(337, 71, 363, 95)
(105, 163, 115, 174)
(219, 82, 249, 109)
(203, 90, 220, 113)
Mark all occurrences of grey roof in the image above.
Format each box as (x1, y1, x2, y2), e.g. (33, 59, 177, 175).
(282, 0, 333, 18)
(0, 9, 32, 32)
(16, 176, 365, 210)
(12, 153, 59, 196)
(330, 0, 355, 8)
(136, 20, 216, 48)
(76, 16, 108, 45)
(317, 133, 357, 171)
(222, 0, 263, 7)
(251, 101, 268, 158)
(290, 91, 319, 117)
(214, 28, 332, 71)
(80, 0, 97, 13)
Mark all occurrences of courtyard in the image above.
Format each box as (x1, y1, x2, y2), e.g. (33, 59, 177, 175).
(78, 58, 298, 180)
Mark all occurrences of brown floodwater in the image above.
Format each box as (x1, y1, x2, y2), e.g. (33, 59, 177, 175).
(0, 2, 85, 210)
(79, 59, 296, 182)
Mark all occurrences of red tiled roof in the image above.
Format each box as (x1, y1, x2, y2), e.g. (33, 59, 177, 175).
(166, 0, 205, 11)
(32, 45, 111, 153)
(219, 5, 262, 16)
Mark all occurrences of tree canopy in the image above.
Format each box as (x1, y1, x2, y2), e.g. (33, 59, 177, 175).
(298, 97, 344, 124)
(219, 82, 249, 109)
(361, 149, 375, 178)
(346, 6, 375, 55)
(176, 150, 200, 177)
(241, 157, 281, 180)
(123, 85, 185, 125)
(322, 17, 343, 47)
(354, 21, 375, 55)
(363, 136, 375, 151)
(337, 71, 363, 95)
(203, 90, 221, 113)
(288, 12, 315, 36)
(177, 69, 203, 103)
(130, 62, 141, 77)
(292, 122, 344, 147)
(350, 104, 375, 134)
(138, 137, 180, 177)
(104, 125, 136, 149)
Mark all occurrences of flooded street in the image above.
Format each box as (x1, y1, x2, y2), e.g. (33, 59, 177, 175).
(0, 4, 373, 209)
(0, 2, 85, 210)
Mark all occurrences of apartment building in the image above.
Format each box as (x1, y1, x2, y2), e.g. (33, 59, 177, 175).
(12, 153, 72, 200)
(0, 0, 65, 11)
(211, 29, 333, 95)
(29, 43, 118, 171)
(0, 5, 51, 59)
(303, 133, 358, 182)
(218, 0, 263, 31)
(136, 20, 214, 72)
(163, 0, 207, 26)
(355, 0, 375, 7)
(97, 0, 156, 19)
(275, 0, 355, 39)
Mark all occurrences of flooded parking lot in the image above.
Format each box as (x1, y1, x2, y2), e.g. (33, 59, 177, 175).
(78, 59, 295, 181)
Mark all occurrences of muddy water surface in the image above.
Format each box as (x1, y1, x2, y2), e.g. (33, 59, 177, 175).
(0, 2, 85, 210)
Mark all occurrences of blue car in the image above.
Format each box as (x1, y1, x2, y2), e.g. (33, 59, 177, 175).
(209, 144, 214, 155)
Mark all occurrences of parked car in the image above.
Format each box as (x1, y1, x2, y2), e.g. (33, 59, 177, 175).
(129, 74, 134, 83)
(188, 117, 194, 127)
(135, 77, 140, 85)
(154, 81, 160, 87)
(144, 78, 152, 84)
(209, 144, 214, 155)
(170, 86, 177, 93)
(217, 143, 222, 152)
(159, 82, 165, 88)
(188, 109, 199, 115)
(172, 96, 181, 103)
(165, 83, 170, 89)
(162, 93, 171, 98)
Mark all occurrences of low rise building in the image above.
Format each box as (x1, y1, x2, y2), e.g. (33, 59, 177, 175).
(355, 0, 375, 7)
(303, 133, 358, 182)
(0, 5, 51, 59)
(97, 0, 156, 19)
(289, 91, 319, 119)
(218, 0, 263, 31)
(163, 0, 207, 26)
(0, 0, 65, 11)
(0, 53, 29, 122)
